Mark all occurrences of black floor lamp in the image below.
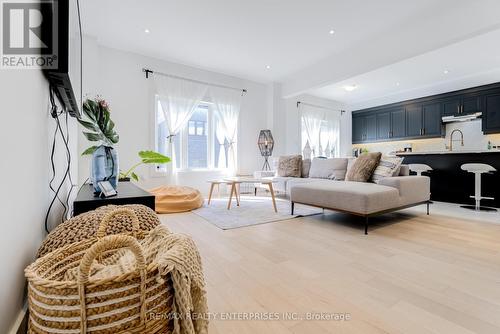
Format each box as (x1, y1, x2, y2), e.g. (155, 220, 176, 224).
(258, 130, 274, 171)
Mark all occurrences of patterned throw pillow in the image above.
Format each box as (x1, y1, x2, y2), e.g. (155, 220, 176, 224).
(277, 155, 303, 177)
(345, 152, 382, 182)
(371, 156, 404, 183)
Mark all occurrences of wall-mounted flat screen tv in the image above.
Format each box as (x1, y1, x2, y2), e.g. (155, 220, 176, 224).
(44, 0, 82, 118)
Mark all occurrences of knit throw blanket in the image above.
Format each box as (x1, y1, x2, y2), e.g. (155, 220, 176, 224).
(64, 226, 209, 334)
(143, 227, 209, 334)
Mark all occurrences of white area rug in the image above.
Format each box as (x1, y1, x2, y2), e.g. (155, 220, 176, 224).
(193, 196, 323, 230)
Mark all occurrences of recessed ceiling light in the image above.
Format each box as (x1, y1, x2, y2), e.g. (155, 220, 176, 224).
(443, 69, 449, 74)
(344, 84, 358, 92)
(144, 28, 150, 33)
(266, 65, 271, 69)
(396, 82, 400, 86)
(329, 29, 335, 35)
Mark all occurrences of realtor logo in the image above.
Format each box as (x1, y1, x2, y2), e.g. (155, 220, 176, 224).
(1, 0, 58, 69)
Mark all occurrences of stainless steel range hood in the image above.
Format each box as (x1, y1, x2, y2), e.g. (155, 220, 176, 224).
(442, 112, 482, 123)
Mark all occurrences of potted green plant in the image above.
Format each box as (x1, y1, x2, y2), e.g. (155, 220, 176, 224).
(119, 151, 171, 181)
(78, 97, 119, 193)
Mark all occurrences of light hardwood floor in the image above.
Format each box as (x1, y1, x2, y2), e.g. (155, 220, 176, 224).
(159, 203, 500, 334)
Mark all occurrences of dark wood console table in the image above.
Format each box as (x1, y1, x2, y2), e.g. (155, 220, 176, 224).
(73, 182, 155, 216)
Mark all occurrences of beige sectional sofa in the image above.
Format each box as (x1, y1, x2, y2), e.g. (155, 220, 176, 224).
(271, 157, 430, 234)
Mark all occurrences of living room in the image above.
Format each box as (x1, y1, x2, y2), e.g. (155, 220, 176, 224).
(2, 1, 500, 333)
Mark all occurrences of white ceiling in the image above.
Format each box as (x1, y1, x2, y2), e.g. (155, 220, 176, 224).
(311, 29, 500, 109)
(81, 0, 500, 102)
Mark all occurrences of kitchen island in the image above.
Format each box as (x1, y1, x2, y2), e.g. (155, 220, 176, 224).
(396, 151, 500, 208)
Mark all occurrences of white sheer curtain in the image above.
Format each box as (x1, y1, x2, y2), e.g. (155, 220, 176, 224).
(320, 114, 340, 157)
(215, 117, 227, 169)
(326, 113, 341, 157)
(154, 74, 208, 181)
(210, 87, 242, 175)
(301, 105, 324, 157)
(301, 105, 341, 158)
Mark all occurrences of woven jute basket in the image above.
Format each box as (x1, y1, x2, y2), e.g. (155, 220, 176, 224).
(25, 209, 173, 334)
(37, 204, 161, 258)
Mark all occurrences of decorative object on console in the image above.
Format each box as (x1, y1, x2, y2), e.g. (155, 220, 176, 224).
(119, 151, 170, 181)
(277, 155, 302, 177)
(258, 129, 274, 170)
(79, 97, 120, 194)
(345, 152, 382, 182)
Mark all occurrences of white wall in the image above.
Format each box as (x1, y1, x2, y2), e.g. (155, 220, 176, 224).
(0, 70, 78, 333)
(80, 38, 270, 194)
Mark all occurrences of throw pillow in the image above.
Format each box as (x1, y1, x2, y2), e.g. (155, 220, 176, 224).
(308, 157, 349, 180)
(277, 155, 302, 177)
(346, 157, 356, 175)
(371, 156, 404, 183)
(345, 152, 382, 182)
(301, 159, 311, 178)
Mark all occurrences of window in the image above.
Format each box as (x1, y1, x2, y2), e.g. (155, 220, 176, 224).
(155, 98, 230, 170)
(301, 115, 340, 158)
(187, 107, 208, 168)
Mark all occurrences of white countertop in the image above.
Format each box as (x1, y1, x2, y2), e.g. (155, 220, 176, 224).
(396, 149, 500, 155)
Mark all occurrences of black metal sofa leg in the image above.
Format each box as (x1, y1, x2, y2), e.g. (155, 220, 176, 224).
(426, 201, 430, 215)
(291, 202, 295, 215)
(365, 217, 369, 235)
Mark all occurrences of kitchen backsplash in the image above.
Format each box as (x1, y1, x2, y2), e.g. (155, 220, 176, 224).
(352, 119, 500, 155)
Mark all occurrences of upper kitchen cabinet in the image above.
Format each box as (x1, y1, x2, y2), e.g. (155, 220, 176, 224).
(365, 114, 377, 141)
(442, 98, 461, 117)
(442, 94, 481, 116)
(462, 94, 482, 114)
(352, 113, 377, 143)
(352, 82, 500, 143)
(352, 115, 364, 143)
(391, 108, 406, 139)
(376, 111, 391, 140)
(406, 102, 442, 138)
(482, 91, 500, 134)
(406, 104, 423, 137)
(422, 102, 443, 136)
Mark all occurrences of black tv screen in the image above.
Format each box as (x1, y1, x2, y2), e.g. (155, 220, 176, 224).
(44, 0, 82, 118)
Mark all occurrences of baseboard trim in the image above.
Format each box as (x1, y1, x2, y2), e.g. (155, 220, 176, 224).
(9, 302, 28, 334)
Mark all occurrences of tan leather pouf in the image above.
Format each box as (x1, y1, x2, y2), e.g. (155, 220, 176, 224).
(149, 185, 204, 213)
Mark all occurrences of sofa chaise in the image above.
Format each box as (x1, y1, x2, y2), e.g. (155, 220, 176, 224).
(269, 156, 430, 234)
(290, 175, 430, 234)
